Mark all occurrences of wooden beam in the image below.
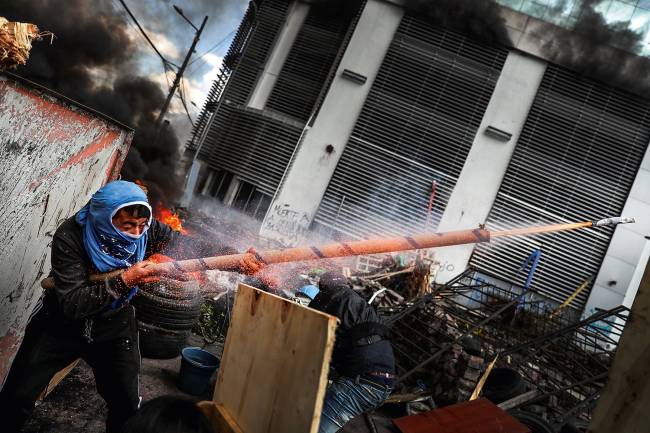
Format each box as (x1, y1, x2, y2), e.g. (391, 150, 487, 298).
(37, 359, 80, 400)
(589, 247, 650, 433)
(198, 401, 244, 433)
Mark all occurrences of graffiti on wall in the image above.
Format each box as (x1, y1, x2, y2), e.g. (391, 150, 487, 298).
(262, 202, 312, 246)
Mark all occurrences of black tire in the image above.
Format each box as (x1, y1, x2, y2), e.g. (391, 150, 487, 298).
(138, 320, 190, 359)
(134, 300, 201, 329)
(509, 411, 554, 433)
(133, 280, 202, 330)
(140, 279, 200, 301)
(483, 368, 526, 404)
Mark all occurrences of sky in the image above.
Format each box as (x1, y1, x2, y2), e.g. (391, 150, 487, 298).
(121, 0, 248, 143)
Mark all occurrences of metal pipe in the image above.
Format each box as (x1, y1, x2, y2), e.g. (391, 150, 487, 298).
(40, 216, 634, 289)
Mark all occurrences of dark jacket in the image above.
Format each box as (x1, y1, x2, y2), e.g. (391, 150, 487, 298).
(44, 216, 232, 340)
(309, 285, 395, 377)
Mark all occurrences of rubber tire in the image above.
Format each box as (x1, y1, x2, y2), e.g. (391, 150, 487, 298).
(483, 368, 526, 404)
(509, 411, 554, 433)
(133, 280, 202, 330)
(134, 298, 201, 330)
(140, 278, 200, 301)
(138, 320, 190, 359)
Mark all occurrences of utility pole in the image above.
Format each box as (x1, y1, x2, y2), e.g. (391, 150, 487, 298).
(156, 13, 208, 127)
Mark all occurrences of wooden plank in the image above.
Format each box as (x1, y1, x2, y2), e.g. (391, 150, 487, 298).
(198, 401, 244, 433)
(37, 359, 80, 400)
(496, 390, 539, 411)
(214, 284, 338, 433)
(589, 246, 650, 433)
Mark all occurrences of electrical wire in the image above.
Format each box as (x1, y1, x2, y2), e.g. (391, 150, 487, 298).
(188, 29, 236, 68)
(179, 77, 195, 126)
(116, 0, 179, 69)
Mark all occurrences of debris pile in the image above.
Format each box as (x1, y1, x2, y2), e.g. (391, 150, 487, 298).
(359, 266, 629, 429)
(0, 17, 50, 70)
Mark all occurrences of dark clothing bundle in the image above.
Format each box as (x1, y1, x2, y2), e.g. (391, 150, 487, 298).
(308, 283, 395, 378)
(0, 216, 229, 433)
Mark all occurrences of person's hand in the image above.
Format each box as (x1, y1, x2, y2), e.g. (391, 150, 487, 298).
(121, 260, 160, 286)
(239, 248, 265, 275)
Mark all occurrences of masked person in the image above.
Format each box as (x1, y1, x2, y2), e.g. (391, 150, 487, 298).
(299, 272, 395, 433)
(0, 181, 264, 433)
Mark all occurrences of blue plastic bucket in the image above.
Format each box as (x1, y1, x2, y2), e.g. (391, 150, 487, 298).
(178, 347, 220, 395)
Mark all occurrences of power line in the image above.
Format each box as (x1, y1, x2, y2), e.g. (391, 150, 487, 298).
(116, 0, 179, 69)
(188, 29, 236, 67)
(179, 77, 195, 126)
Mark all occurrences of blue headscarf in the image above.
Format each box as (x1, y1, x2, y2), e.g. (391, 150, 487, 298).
(76, 180, 152, 273)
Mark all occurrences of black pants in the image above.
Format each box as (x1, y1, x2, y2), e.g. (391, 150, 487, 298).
(0, 305, 140, 433)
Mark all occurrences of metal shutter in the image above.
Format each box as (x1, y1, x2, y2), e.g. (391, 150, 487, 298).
(187, 2, 258, 155)
(207, 105, 303, 195)
(470, 64, 650, 310)
(313, 16, 508, 238)
(190, 0, 291, 160)
(265, 3, 360, 121)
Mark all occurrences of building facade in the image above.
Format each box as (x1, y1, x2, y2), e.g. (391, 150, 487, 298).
(186, 0, 650, 315)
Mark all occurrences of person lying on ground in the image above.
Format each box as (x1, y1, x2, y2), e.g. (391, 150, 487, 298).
(299, 272, 395, 433)
(0, 180, 264, 433)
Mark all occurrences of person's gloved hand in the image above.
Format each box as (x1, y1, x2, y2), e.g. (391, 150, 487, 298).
(239, 247, 265, 275)
(121, 260, 160, 287)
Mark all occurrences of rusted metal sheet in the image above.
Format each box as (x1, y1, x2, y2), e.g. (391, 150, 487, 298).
(0, 73, 133, 388)
(393, 399, 530, 433)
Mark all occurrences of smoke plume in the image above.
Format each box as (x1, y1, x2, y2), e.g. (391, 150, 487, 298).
(403, 0, 512, 47)
(2, 0, 241, 203)
(542, 0, 650, 97)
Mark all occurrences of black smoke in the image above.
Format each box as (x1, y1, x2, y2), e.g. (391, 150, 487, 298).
(2, 0, 240, 203)
(542, 0, 650, 97)
(403, 0, 512, 47)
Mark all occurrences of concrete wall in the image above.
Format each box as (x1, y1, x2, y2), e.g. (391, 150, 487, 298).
(260, 0, 405, 245)
(0, 74, 132, 387)
(248, 1, 310, 110)
(432, 51, 547, 283)
(584, 146, 650, 315)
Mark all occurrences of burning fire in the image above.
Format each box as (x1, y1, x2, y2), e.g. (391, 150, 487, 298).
(155, 203, 188, 234)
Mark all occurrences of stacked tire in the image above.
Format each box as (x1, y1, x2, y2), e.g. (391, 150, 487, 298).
(134, 278, 202, 359)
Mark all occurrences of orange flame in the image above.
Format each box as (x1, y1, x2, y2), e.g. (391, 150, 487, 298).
(155, 203, 188, 234)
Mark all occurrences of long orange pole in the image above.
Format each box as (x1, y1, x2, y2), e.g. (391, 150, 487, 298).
(40, 217, 633, 289)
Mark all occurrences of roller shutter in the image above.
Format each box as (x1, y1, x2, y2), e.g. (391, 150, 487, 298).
(265, 2, 362, 122)
(470, 65, 650, 310)
(313, 16, 508, 238)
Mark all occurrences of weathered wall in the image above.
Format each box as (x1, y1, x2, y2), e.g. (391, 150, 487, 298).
(0, 74, 132, 387)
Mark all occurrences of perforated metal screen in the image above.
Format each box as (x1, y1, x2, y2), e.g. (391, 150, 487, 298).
(470, 65, 650, 310)
(313, 16, 508, 238)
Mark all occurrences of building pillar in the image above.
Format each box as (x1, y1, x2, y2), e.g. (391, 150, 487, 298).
(259, 0, 404, 245)
(178, 159, 204, 208)
(584, 146, 650, 314)
(248, 1, 310, 110)
(433, 52, 547, 283)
